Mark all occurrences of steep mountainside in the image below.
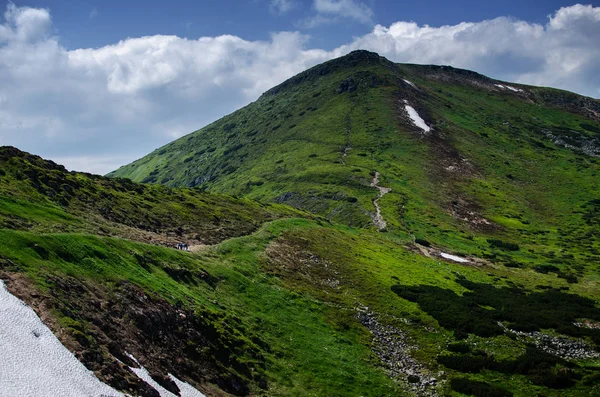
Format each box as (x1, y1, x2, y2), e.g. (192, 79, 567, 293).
(110, 50, 600, 276)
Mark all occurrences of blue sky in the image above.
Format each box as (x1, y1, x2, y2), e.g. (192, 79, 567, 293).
(0, 1, 599, 174)
(10, 0, 582, 50)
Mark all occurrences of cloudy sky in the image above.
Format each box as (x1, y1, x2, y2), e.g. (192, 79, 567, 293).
(1, 1, 599, 174)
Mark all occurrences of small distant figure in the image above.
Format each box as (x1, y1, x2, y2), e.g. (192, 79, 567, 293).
(176, 243, 189, 251)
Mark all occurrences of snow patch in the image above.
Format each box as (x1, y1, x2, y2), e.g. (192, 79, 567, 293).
(404, 103, 431, 133)
(170, 374, 207, 397)
(403, 79, 417, 89)
(440, 252, 469, 263)
(494, 83, 523, 92)
(0, 280, 122, 397)
(127, 353, 205, 397)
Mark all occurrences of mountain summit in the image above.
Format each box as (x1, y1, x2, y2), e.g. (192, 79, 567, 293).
(110, 50, 600, 254)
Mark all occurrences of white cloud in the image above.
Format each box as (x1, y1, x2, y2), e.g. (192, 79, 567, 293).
(335, 4, 600, 98)
(314, 0, 373, 23)
(0, 4, 599, 174)
(302, 0, 373, 27)
(0, 2, 51, 42)
(270, 0, 296, 15)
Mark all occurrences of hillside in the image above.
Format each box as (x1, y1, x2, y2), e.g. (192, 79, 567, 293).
(110, 50, 600, 276)
(3, 147, 600, 397)
(1, 50, 600, 397)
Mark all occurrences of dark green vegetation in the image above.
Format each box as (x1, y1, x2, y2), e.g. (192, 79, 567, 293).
(450, 378, 513, 397)
(440, 347, 585, 389)
(3, 51, 600, 396)
(391, 277, 600, 339)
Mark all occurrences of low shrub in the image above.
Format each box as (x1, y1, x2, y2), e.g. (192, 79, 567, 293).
(487, 239, 520, 251)
(415, 238, 431, 247)
(450, 378, 513, 397)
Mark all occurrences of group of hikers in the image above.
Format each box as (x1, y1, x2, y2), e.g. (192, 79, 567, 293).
(176, 243, 190, 251)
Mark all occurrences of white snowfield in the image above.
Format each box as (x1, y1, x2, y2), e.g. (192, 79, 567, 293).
(404, 102, 431, 133)
(440, 252, 469, 263)
(127, 354, 205, 397)
(0, 280, 123, 397)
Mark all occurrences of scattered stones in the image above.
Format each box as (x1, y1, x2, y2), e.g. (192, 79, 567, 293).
(337, 78, 357, 94)
(370, 172, 391, 230)
(575, 320, 600, 330)
(499, 323, 600, 360)
(357, 307, 441, 396)
(542, 129, 600, 157)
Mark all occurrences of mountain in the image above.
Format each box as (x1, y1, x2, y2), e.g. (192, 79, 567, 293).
(2, 50, 600, 397)
(110, 50, 600, 270)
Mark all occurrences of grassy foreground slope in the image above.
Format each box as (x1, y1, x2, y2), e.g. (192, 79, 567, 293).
(3, 150, 600, 396)
(110, 50, 600, 288)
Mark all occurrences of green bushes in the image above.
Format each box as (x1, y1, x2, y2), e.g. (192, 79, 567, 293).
(450, 378, 513, 397)
(534, 265, 579, 283)
(534, 264, 559, 274)
(391, 278, 600, 339)
(447, 342, 471, 354)
(487, 239, 520, 251)
(441, 347, 581, 389)
(223, 144, 244, 156)
(222, 122, 236, 132)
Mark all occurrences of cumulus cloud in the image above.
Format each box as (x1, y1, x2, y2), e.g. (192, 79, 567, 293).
(0, 3, 599, 174)
(0, 6, 330, 173)
(336, 4, 600, 98)
(269, 0, 296, 15)
(302, 0, 373, 27)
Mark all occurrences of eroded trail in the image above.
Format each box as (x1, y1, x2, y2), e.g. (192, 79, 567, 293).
(370, 172, 391, 230)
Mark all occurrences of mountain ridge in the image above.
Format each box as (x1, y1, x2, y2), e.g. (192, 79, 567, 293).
(109, 50, 600, 268)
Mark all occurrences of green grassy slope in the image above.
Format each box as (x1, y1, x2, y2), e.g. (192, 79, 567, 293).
(109, 50, 600, 280)
(2, 149, 600, 396)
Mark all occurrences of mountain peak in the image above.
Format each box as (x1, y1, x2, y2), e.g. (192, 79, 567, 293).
(262, 49, 392, 97)
(111, 50, 600, 232)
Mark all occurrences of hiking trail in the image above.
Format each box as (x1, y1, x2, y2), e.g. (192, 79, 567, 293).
(370, 172, 391, 230)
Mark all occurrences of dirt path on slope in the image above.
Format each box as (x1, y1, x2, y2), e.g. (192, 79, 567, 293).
(370, 172, 391, 230)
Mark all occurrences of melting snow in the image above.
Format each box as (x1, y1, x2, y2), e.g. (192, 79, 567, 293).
(494, 84, 523, 92)
(0, 280, 122, 397)
(127, 354, 205, 397)
(404, 103, 431, 133)
(440, 252, 469, 263)
(403, 79, 417, 89)
(170, 375, 207, 397)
